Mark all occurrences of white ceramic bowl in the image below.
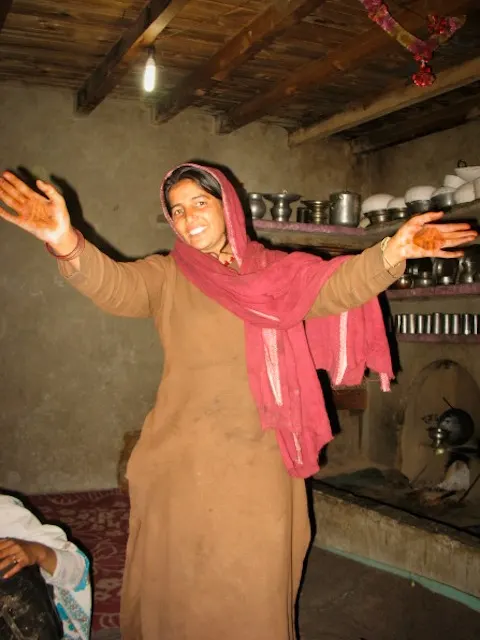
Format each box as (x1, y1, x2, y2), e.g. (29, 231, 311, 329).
(455, 166, 480, 182)
(453, 181, 476, 204)
(386, 196, 406, 210)
(444, 174, 466, 189)
(432, 186, 454, 196)
(361, 193, 394, 214)
(474, 177, 480, 200)
(404, 185, 436, 203)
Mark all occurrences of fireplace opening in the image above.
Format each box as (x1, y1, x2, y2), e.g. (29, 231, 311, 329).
(315, 360, 480, 538)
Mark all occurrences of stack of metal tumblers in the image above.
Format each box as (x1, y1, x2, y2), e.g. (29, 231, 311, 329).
(394, 313, 479, 335)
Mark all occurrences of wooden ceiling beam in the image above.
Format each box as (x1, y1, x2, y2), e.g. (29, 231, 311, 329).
(75, 0, 191, 115)
(289, 56, 480, 146)
(218, 0, 473, 134)
(0, 0, 14, 35)
(351, 92, 480, 154)
(154, 0, 327, 124)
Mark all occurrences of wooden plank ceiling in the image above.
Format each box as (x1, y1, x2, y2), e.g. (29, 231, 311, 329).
(0, 0, 479, 152)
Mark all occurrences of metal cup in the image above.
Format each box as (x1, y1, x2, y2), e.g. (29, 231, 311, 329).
(407, 313, 416, 334)
(451, 313, 461, 335)
(416, 314, 425, 334)
(432, 312, 443, 335)
(395, 315, 402, 333)
(474, 314, 480, 335)
(463, 314, 472, 336)
(424, 314, 432, 334)
(443, 314, 451, 335)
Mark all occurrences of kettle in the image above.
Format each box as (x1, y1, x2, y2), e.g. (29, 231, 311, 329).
(423, 398, 474, 451)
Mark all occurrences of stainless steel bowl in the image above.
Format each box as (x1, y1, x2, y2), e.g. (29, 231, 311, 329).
(431, 192, 455, 212)
(392, 274, 413, 290)
(389, 207, 409, 220)
(364, 209, 391, 225)
(407, 199, 432, 215)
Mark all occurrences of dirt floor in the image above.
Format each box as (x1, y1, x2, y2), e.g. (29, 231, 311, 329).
(299, 547, 480, 640)
(92, 545, 480, 640)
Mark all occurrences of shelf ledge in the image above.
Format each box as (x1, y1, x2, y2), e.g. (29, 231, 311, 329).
(387, 283, 480, 300)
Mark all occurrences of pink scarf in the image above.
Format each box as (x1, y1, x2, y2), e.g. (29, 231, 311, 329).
(160, 164, 393, 478)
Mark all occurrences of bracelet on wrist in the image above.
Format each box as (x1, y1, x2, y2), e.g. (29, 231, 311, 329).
(45, 229, 85, 261)
(380, 236, 401, 273)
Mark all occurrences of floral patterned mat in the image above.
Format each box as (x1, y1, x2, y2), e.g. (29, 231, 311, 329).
(29, 489, 129, 632)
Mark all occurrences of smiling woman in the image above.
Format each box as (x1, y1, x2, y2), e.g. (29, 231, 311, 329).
(0, 161, 476, 640)
(163, 166, 231, 260)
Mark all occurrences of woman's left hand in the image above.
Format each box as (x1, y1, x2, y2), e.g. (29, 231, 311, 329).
(383, 211, 478, 266)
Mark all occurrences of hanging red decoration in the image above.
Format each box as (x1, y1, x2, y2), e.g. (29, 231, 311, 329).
(358, 1, 466, 86)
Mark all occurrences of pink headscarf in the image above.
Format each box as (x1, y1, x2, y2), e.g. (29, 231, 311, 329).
(161, 163, 393, 478)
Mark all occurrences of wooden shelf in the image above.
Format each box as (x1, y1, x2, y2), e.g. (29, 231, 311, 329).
(396, 334, 480, 344)
(387, 282, 480, 300)
(157, 200, 480, 253)
(253, 219, 368, 251)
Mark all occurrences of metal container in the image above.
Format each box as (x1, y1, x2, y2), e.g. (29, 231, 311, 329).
(416, 314, 424, 334)
(364, 209, 391, 226)
(407, 313, 416, 335)
(451, 313, 461, 335)
(407, 199, 432, 215)
(424, 314, 432, 334)
(443, 314, 451, 335)
(474, 315, 480, 335)
(248, 193, 267, 219)
(395, 314, 402, 333)
(329, 191, 361, 227)
(389, 207, 409, 220)
(431, 191, 455, 212)
(264, 192, 301, 222)
(414, 273, 435, 288)
(301, 199, 330, 225)
(296, 206, 308, 223)
(392, 274, 413, 290)
(400, 313, 409, 334)
(432, 313, 443, 335)
(463, 314, 473, 336)
(432, 257, 458, 285)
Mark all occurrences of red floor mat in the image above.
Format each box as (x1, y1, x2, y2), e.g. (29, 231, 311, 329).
(29, 489, 129, 632)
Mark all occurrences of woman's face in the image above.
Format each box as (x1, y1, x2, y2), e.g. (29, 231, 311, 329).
(168, 178, 227, 255)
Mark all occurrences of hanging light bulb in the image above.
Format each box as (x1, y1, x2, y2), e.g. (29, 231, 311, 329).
(143, 47, 156, 93)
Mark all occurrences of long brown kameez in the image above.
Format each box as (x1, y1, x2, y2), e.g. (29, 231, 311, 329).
(60, 240, 403, 640)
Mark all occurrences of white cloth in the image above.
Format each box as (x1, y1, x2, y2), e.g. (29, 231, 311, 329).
(0, 495, 92, 639)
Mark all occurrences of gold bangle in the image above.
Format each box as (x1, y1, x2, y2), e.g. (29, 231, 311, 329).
(380, 236, 399, 272)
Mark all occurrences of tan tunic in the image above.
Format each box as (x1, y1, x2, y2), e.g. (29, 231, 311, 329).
(60, 241, 403, 640)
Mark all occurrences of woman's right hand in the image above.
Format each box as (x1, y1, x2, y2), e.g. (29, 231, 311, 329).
(0, 171, 76, 251)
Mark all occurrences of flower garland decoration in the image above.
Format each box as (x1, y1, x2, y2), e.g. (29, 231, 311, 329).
(359, 1, 466, 86)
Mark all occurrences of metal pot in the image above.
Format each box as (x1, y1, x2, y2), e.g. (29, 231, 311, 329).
(296, 206, 308, 223)
(391, 274, 413, 290)
(389, 207, 409, 220)
(457, 255, 478, 284)
(364, 209, 391, 225)
(407, 199, 432, 215)
(329, 191, 360, 227)
(431, 191, 455, 212)
(264, 192, 301, 222)
(436, 405, 475, 446)
(424, 400, 475, 451)
(248, 193, 267, 219)
(301, 200, 330, 224)
(432, 257, 458, 284)
(414, 273, 434, 288)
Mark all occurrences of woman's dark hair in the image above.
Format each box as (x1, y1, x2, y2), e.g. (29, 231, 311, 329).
(163, 165, 222, 212)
